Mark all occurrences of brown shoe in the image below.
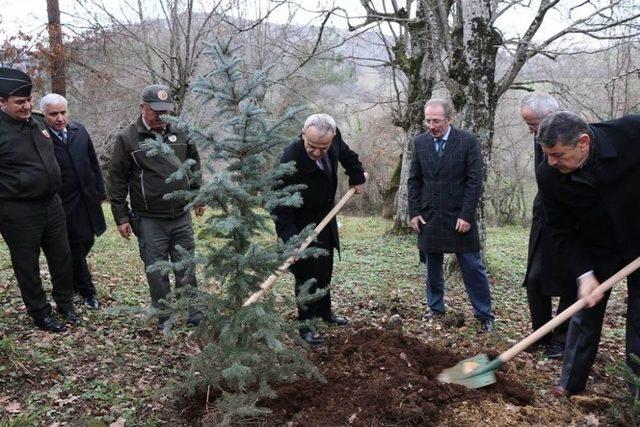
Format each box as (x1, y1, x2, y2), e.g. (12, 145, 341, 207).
(551, 385, 569, 398)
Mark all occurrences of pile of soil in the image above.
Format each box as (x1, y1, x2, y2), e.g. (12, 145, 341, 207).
(266, 325, 533, 426)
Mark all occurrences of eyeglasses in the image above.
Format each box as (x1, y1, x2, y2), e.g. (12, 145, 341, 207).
(424, 118, 445, 125)
(523, 120, 538, 130)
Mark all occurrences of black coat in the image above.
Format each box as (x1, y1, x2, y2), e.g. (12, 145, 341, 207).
(0, 110, 61, 200)
(407, 126, 482, 253)
(50, 121, 106, 242)
(537, 115, 640, 280)
(273, 129, 365, 251)
(524, 138, 575, 296)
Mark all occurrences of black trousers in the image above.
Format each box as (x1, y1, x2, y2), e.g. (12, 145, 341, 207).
(290, 236, 334, 324)
(0, 195, 74, 320)
(526, 247, 576, 345)
(69, 239, 96, 298)
(560, 263, 640, 394)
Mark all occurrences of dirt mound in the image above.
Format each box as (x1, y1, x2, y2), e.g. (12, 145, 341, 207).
(267, 325, 533, 426)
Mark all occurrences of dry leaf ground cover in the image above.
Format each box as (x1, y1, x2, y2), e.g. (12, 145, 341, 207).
(0, 205, 636, 426)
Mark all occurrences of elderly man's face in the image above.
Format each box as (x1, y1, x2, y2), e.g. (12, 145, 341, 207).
(541, 134, 590, 174)
(0, 95, 32, 121)
(43, 102, 68, 131)
(520, 106, 542, 134)
(302, 125, 333, 161)
(424, 104, 451, 139)
(141, 103, 170, 131)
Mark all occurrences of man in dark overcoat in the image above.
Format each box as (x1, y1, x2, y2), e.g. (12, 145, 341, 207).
(0, 67, 79, 332)
(408, 98, 494, 332)
(536, 111, 640, 397)
(40, 93, 107, 309)
(273, 113, 366, 345)
(520, 93, 576, 359)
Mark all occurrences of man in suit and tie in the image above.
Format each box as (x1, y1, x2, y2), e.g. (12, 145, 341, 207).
(408, 98, 494, 332)
(40, 93, 107, 309)
(520, 93, 576, 359)
(273, 113, 366, 345)
(535, 111, 640, 397)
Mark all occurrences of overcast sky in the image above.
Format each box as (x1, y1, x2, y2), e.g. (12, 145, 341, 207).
(0, 0, 580, 47)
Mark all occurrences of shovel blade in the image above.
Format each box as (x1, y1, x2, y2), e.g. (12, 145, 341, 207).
(437, 353, 498, 389)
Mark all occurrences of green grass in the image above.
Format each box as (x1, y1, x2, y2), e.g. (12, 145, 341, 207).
(0, 206, 628, 424)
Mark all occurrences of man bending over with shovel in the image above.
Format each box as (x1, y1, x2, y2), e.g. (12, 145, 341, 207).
(536, 111, 640, 397)
(272, 113, 366, 346)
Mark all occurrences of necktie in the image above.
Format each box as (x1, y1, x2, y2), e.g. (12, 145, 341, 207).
(435, 139, 444, 157)
(58, 130, 67, 144)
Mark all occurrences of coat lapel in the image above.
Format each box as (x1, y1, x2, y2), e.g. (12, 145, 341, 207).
(434, 127, 456, 175)
(66, 123, 78, 146)
(425, 134, 440, 174)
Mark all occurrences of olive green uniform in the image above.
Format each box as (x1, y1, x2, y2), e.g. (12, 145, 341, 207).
(0, 109, 74, 320)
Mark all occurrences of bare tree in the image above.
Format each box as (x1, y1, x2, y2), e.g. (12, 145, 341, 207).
(47, 0, 66, 95)
(66, 0, 236, 113)
(338, 0, 640, 236)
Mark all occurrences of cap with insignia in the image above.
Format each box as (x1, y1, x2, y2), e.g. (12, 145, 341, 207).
(0, 67, 32, 97)
(141, 84, 174, 112)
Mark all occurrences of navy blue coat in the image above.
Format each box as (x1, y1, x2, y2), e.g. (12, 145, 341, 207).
(407, 126, 482, 254)
(50, 121, 107, 243)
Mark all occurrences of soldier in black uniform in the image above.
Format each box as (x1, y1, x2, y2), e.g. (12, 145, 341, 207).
(0, 67, 79, 332)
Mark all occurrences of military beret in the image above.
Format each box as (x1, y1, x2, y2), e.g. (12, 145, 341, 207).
(141, 84, 174, 112)
(0, 67, 32, 97)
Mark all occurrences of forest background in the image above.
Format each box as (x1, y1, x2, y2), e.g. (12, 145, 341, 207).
(2, 1, 640, 425)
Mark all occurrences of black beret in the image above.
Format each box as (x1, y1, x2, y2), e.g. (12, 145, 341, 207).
(0, 67, 32, 97)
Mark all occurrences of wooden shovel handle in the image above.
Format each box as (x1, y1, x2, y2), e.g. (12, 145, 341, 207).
(242, 186, 359, 307)
(499, 255, 640, 363)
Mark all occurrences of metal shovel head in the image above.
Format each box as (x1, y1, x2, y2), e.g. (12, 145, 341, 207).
(437, 353, 499, 389)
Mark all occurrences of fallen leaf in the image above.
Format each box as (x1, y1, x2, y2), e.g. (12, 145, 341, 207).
(4, 401, 22, 414)
(584, 413, 600, 426)
(109, 416, 126, 427)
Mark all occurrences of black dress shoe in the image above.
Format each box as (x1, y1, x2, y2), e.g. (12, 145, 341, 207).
(300, 331, 325, 345)
(34, 316, 67, 333)
(545, 342, 564, 360)
(158, 315, 171, 331)
(186, 311, 202, 327)
(551, 385, 570, 398)
(323, 314, 348, 326)
(479, 319, 494, 333)
(422, 311, 445, 321)
(60, 310, 81, 326)
(84, 296, 101, 310)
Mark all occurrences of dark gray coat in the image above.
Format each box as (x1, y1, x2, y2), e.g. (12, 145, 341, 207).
(408, 126, 482, 254)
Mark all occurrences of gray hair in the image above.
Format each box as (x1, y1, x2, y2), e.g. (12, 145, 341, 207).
(537, 111, 589, 148)
(520, 93, 559, 118)
(39, 93, 67, 111)
(424, 98, 454, 118)
(303, 113, 336, 136)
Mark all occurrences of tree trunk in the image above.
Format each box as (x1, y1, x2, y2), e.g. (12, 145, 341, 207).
(47, 0, 66, 96)
(390, 6, 436, 232)
(391, 131, 414, 233)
